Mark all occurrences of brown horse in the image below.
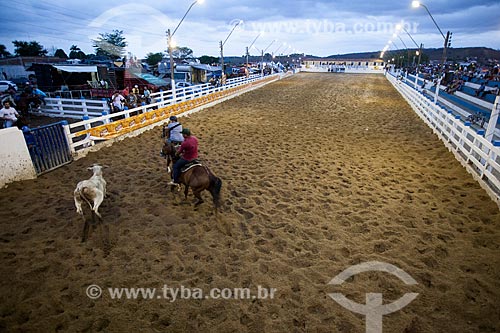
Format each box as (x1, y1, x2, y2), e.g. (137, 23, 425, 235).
(161, 141, 222, 211)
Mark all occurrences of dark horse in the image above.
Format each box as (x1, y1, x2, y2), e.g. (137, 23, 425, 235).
(15, 92, 42, 116)
(160, 140, 222, 211)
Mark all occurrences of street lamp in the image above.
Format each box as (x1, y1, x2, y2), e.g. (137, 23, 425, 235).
(412, 1, 451, 102)
(411, 1, 450, 66)
(396, 23, 424, 87)
(167, 0, 204, 100)
(220, 20, 242, 83)
(246, 32, 262, 71)
(257, 40, 276, 77)
(393, 33, 410, 67)
(396, 23, 423, 67)
(411, 1, 445, 39)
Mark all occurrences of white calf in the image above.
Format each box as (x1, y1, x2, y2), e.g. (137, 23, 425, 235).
(74, 164, 107, 219)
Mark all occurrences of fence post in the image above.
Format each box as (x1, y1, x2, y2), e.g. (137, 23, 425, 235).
(434, 77, 442, 104)
(82, 115, 93, 147)
(60, 120, 75, 154)
(57, 96, 64, 116)
(81, 96, 88, 117)
(485, 95, 500, 142)
(101, 98, 109, 115)
(102, 111, 110, 124)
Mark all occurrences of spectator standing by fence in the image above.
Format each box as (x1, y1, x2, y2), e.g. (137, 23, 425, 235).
(32, 87, 47, 105)
(143, 87, 151, 104)
(0, 101, 20, 128)
(111, 93, 125, 112)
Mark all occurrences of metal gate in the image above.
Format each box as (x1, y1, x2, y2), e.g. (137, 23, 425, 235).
(23, 121, 73, 175)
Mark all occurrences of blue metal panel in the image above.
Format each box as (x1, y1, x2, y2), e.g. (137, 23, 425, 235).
(23, 121, 73, 175)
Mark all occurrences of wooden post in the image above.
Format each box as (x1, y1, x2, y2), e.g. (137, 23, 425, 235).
(62, 121, 75, 154)
(57, 96, 64, 116)
(81, 97, 88, 117)
(485, 95, 500, 142)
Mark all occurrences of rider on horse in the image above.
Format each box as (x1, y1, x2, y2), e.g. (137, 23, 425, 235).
(165, 115, 184, 144)
(168, 128, 198, 187)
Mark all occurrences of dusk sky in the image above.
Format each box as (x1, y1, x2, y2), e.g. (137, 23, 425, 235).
(1, 0, 499, 58)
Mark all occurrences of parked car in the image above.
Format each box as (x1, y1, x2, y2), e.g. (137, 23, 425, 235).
(0, 80, 18, 92)
(175, 81, 193, 89)
(175, 82, 201, 94)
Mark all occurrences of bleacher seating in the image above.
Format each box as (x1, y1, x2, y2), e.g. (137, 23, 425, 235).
(461, 86, 477, 97)
(483, 93, 497, 103)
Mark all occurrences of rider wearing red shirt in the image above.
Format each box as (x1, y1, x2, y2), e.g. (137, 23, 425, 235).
(169, 128, 199, 186)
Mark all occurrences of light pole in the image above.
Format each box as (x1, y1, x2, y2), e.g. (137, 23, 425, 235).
(388, 40, 403, 69)
(394, 33, 410, 67)
(258, 40, 275, 77)
(220, 20, 242, 84)
(411, 1, 450, 68)
(167, 0, 204, 100)
(412, 1, 451, 103)
(246, 32, 262, 70)
(396, 24, 424, 88)
(271, 43, 286, 74)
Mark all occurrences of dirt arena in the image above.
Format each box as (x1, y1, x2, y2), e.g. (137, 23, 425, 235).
(1, 73, 499, 332)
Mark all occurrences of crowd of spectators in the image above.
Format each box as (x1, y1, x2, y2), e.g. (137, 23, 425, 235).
(406, 62, 500, 99)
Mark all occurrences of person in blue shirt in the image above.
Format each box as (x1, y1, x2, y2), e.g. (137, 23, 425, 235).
(166, 116, 184, 144)
(32, 87, 47, 105)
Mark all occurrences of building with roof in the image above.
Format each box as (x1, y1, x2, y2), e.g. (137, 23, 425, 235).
(301, 57, 385, 73)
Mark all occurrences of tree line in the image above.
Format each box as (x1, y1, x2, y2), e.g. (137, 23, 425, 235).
(0, 30, 220, 65)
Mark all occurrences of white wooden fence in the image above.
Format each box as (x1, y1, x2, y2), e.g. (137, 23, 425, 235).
(386, 72, 500, 204)
(36, 74, 264, 119)
(394, 70, 500, 140)
(37, 97, 109, 119)
(63, 73, 282, 152)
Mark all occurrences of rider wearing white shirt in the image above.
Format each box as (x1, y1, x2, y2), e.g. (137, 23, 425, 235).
(167, 116, 184, 143)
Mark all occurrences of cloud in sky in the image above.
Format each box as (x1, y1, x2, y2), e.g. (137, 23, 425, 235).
(0, 0, 499, 58)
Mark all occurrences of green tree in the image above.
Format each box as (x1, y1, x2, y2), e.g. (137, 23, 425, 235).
(145, 52, 164, 66)
(69, 45, 86, 59)
(0, 44, 11, 58)
(12, 40, 47, 56)
(198, 55, 218, 64)
(54, 49, 68, 58)
(92, 30, 127, 58)
(172, 46, 193, 59)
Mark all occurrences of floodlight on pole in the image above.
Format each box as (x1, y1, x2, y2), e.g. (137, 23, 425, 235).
(412, 0, 450, 99)
(220, 20, 242, 83)
(246, 32, 262, 69)
(411, 1, 445, 39)
(167, 0, 204, 100)
(259, 40, 276, 77)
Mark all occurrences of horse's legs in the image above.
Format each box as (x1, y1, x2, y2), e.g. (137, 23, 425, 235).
(193, 189, 204, 206)
(82, 218, 90, 242)
(184, 185, 189, 200)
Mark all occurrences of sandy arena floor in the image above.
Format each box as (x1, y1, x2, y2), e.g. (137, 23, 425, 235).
(0, 73, 499, 332)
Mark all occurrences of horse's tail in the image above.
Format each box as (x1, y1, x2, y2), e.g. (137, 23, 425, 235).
(209, 173, 222, 210)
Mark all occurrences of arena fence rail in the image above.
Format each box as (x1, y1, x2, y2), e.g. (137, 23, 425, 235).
(35, 97, 109, 119)
(393, 70, 500, 140)
(386, 72, 500, 206)
(63, 73, 286, 155)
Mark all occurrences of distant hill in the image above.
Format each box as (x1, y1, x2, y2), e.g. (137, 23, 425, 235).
(324, 47, 500, 62)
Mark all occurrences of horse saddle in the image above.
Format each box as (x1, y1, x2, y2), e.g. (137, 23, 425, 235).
(181, 159, 203, 173)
